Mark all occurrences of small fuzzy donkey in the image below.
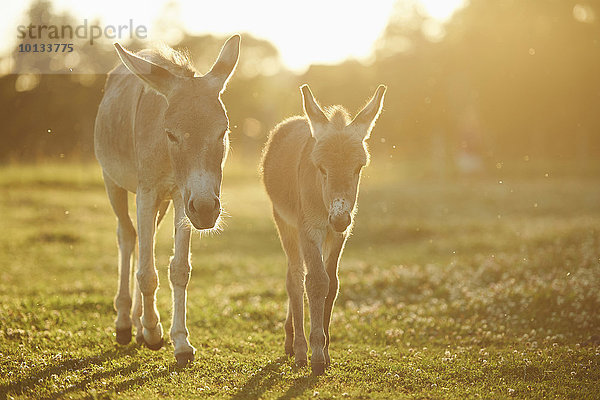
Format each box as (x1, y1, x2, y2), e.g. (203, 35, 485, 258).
(261, 84, 386, 375)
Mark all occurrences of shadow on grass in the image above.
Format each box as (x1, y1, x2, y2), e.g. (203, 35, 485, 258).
(0, 344, 176, 400)
(42, 363, 175, 400)
(276, 375, 318, 400)
(231, 356, 318, 400)
(3, 347, 319, 400)
(0, 346, 132, 398)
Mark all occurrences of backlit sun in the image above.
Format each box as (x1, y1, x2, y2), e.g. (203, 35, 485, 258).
(2, 0, 467, 73)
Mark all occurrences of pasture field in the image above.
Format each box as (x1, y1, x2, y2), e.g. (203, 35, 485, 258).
(0, 158, 599, 399)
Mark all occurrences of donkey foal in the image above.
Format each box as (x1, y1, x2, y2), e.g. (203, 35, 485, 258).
(261, 84, 387, 375)
(94, 35, 240, 366)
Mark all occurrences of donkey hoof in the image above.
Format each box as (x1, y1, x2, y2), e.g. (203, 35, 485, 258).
(311, 362, 326, 376)
(115, 328, 132, 345)
(175, 352, 195, 367)
(285, 348, 294, 357)
(135, 333, 145, 345)
(144, 337, 164, 351)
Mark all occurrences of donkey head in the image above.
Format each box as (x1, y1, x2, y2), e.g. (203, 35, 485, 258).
(301, 84, 386, 233)
(114, 35, 240, 230)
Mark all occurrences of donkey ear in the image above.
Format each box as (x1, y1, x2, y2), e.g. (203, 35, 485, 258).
(300, 84, 328, 137)
(114, 42, 178, 98)
(351, 85, 387, 140)
(205, 34, 240, 92)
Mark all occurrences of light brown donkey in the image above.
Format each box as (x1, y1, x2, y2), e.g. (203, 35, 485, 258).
(261, 84, 386, 375)
(95, 35, 240, 366)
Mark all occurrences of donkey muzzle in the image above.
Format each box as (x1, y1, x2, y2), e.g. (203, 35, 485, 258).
(186, 195, 220, 230)
(329, 212, 351, 232)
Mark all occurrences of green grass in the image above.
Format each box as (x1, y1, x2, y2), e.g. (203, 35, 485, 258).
(1, 157, 599, 399)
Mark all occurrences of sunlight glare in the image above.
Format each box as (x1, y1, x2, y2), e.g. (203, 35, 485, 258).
(419, 0, 466, 21)
(2, 0, 466, 72)
(178, 0, 396, 72)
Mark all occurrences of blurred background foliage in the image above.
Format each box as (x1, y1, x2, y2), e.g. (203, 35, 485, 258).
(1, 0, 599, 176)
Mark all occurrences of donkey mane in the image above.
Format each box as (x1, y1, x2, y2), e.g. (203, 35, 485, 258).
(310, 105, 369, 168)
(324, 106, 351, 130)
(137, 45, 198, 78)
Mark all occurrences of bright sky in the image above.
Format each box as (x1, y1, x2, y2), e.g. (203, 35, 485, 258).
(2, 0, 465, 72)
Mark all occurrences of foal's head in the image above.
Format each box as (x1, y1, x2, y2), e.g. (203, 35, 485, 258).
(114, 35, 240, 230)
(301, 84, 386, 233)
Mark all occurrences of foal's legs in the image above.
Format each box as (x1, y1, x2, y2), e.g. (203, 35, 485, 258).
(136, 189, 164, 349)
(299, 227, 329, 375)
(103, 172, 136, 345)
(322, 230, 346, 367)
(273, 210, 308, 366)
(169, 195, 196, 366)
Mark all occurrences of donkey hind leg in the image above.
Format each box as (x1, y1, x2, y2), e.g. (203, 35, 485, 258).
(156, 200, 170, 228)
(136, 190, 164, 350)
(273, 210, 308, 366)
(284, 299, 293, 357)
(103, 172, 136, 345)
(322, 230, 346, 367)
(169, 195, 196, 367)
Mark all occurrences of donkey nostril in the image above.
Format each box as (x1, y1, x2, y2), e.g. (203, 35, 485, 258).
(188, 199, 196, 214)
(213, 197, 220, 211)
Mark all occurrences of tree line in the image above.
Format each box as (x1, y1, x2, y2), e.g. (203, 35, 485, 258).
(1, 0, 599, 173)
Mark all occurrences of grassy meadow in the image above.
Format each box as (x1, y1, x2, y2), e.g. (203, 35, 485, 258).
(0, 157, 599, 399)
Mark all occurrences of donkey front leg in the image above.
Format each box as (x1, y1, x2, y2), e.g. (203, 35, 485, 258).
(323, 231, 346, 367)
(169, 195, 196, 367)
(300, 228, 329, 375)
(273, 211, 308, 366)
(136, 190, 164, 349)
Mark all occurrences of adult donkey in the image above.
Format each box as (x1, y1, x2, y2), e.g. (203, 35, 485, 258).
(261, 84, 386, 375)
(94, 35, 240, 366)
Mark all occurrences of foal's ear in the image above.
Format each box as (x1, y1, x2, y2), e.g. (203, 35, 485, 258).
(300, 84, 328, 138)
(205, 34, 241, 92)
(114, 42, 178, 98)
(351, 85, 387, 140)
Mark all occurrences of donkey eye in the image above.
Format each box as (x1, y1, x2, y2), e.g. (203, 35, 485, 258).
(318, 166, 327, 176)
(166, 130, 179, 143)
